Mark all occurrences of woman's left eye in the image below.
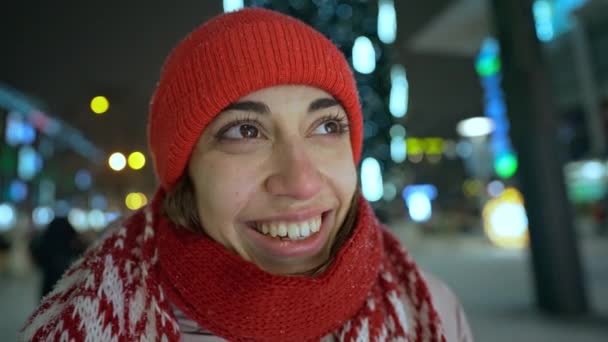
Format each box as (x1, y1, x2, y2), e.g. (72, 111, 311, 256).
(312, 118, 347, 135)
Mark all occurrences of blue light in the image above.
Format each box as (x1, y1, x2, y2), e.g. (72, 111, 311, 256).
(390, 137, 407, 163)
(5, 112, 36, 146)
(0, 203, 17, 231)
(352, 36, 376, 74)
(406, 193, 432, 222)
(580, 160, 605, 180)
(223, 0, 244, 12)
(477, 38, 516, 178)
(32, 206, 54, 227)
(55, 200, 70, 217)
(361, 157, 384, 202)
(402, 185, 438, 223)
(18, 146, 40, 181)
(403, 184, 438, 201)
(90, 194, 108, 210)
(9, 180, 28, 203)
(389, 65, 409, 118)
(533, 0, 555, 41)
(75, 169, 92, 191)
(378, 0, 397, 44)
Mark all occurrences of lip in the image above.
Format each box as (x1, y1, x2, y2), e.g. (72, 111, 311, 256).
(242, 210, 334, 259)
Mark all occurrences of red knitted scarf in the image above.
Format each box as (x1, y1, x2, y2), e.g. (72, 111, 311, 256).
(157, 195, 445, 341)
(20, 192, 444, 341)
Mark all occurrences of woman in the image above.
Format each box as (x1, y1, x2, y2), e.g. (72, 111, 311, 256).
(21, 8, 472, 341)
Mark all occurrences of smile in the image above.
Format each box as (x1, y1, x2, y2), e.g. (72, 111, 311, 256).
(253, 216, 322, 240)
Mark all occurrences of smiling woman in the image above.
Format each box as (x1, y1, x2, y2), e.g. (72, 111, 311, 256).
(20, 8, 471, 342)
(182, 86, 357, 276)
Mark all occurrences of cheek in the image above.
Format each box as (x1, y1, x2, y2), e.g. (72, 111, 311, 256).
(315, 148, 357, 199)
(189, 156, 259, 229)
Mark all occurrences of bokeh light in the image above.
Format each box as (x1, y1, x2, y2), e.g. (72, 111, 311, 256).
(9, 180, 28, 203)
(128, 151, 146, 170)
(68, 208, 88, 231)
(463, 179, 483, 197)
(125, 192, 148, 211)
(457, 117, 495, 138)
(487, 180, 506, 197)
(90, 96, 109, 114)
(108, 152, 127, 171)
(483, 188, 529, 249)
(32, 206, 55, 227)
(495, 153, 518, 179)
(403, 185, 437, 223)
(378, 0, 397, 44)
(75, 169, 92, 190)
(361, 158, 383, 202)
(90, 194, 108, 210)
(352, 36, 376, 74)
(87, 209, 107, 231)
(0, 203, 17, 231)
(223, 0, 244, 12)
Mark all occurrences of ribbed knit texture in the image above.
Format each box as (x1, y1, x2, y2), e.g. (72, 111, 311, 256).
(148, 8, 363, 190)
(20, 192, 445, 341)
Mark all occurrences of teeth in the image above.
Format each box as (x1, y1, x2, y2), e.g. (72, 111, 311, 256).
(311, 218, 320, 233)
(300, 222, 310, 237)
(270, 224, 278, 237)
(277, 224, 288, 237)
(287, 224, 299, 239)
(255, 216, 322, 240)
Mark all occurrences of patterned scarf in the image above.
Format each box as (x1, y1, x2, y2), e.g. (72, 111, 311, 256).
(20, 191, 445, 341)
(157, 193, 445, 341)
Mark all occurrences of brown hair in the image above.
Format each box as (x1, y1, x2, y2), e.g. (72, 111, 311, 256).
(162, 175, 359, 261)
(162, 175, 201, 230)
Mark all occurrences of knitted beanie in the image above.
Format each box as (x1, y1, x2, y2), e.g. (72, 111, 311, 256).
(148, 8, 363, 191)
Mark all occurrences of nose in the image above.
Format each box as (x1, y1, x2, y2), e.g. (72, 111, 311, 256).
(265, 142, 323, 200)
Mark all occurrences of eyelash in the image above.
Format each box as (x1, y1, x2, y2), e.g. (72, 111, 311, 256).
(215, 114, 262, 139)
(313, 112, 350, 135)
(215, 112, 350, 140)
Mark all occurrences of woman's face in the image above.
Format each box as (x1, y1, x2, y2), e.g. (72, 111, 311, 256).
(188, 85, 357, 275)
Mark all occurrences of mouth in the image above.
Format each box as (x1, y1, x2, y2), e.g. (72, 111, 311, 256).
(242, 210, 334, 260)
(246, 210, 331, 241)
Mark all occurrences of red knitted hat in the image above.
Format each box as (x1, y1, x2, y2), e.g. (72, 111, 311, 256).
(148, 8, 363, 191)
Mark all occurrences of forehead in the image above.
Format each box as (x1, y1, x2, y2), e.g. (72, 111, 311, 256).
(238, 85, 336, 106)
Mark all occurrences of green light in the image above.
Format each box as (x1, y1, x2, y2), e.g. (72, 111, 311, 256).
(495, 153, 518, 179)
(476, 56, 501, 77)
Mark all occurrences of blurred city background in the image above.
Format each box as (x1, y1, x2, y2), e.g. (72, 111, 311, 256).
(1, 0, 607, 341)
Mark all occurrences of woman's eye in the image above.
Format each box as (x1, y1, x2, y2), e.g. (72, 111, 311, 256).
(312, 120, 342, 135)
(222, 124, 261, 139)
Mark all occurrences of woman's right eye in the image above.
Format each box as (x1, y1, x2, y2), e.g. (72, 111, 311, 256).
(220, 123, 262, 140)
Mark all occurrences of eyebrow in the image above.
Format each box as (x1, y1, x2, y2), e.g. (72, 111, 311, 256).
(223, 97, 340, 115)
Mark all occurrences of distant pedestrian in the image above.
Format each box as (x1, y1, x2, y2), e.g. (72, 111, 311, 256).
(29, 217, 85, 299)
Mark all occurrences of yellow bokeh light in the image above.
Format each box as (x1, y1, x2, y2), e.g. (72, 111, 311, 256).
(108, 152, 126, 171)
(406, 138, 424, 155)
(125, 192, 148, 211)
(482, 188, 529, 249)
(90, 96, 109, 114)
(128, 152, 146, 170)
(463, 179, 483, 197)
